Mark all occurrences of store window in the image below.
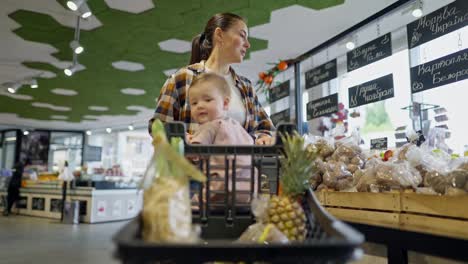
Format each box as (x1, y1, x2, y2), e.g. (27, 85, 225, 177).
(410, 25, 468, 154)
(336, 32, 413, 149)
(2, 131, 17, 169)
(48, 132, 83, 172)
(85, 128, 152, 179)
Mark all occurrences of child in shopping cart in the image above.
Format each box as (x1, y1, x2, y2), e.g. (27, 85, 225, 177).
(187, 73, 257, 204)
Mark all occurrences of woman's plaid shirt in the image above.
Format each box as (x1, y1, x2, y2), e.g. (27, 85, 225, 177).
(149, 61, 275, 138)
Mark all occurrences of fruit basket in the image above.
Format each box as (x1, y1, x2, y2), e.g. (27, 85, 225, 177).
(113, 123, 363, 264)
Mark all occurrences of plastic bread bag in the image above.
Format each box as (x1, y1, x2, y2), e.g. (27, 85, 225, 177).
(304, 134, 335, 159)
(141, 120, 207, 243)
(237, 223, 289, 244)
(236, 196, 289, 244)
(332, 135, 365, 167)
(321, 160, 354, 190)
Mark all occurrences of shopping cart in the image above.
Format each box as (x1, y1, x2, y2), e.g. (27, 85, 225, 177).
(114, 122, 364, 264)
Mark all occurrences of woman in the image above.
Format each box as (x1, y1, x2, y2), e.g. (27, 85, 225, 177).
(150, 13, 275, 145)
(3, 162, 24, 216)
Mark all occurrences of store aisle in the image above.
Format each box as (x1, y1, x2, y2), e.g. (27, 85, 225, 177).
(0, 215, 126, 264)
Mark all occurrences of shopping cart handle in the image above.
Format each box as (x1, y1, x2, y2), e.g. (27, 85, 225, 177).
(163, 121, 297, 146)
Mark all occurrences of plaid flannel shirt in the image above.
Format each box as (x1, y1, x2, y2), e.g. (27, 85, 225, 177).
(149, 61, 275, 138)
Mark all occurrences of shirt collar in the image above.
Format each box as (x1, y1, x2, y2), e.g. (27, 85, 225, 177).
(187, 60, 246, 88)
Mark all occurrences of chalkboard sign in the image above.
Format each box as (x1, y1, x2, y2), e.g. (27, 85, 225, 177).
(305, 59, 337, 89)
(349, 74, 394, 108)
(269, 80, 290, 103)
(270, 109, 290, 126)
(407, 1, 468, 49)
(347, 33, 392, 72)
(410, 48, 468, 93)
(84, 145, 102, 162)
(370, 137, 388, 150)
(306, 93, 339, 120)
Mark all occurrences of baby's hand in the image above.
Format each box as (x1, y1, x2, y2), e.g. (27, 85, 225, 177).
(255, 136, 274, 145)
(186, 132, 194, 143)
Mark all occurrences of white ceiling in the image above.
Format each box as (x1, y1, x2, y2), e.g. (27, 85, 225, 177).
(2, 0, 452, 131)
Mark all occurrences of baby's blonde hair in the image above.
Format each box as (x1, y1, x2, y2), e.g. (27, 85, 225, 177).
(190, 72, 231, 97)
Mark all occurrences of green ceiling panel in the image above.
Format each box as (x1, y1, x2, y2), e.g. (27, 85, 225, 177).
(1, 0, 345, 123)
(297, 0, 345, 10)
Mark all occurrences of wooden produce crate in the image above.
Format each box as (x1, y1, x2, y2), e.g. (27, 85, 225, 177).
(400, 193, 468, 239)
(319, 190, 468, 239)
(321, 191, 401, 229)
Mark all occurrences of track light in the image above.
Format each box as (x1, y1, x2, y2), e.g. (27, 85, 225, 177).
(23, 130, 29, 136)
(70, 40, 84, 54)
(106, 128, 112, 133)
(346, 41, 355, 50)
(412, 8, 423, 18)
(64, 64, 79, 76)
(79, 3, 92, 18)
(67, 0, 85, 11)
(30, 79, 38, 88)
(86, 130, 92, 136)
(5, 82, 20, 94)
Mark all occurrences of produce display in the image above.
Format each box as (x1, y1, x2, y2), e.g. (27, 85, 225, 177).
(306, 127, 468, 195)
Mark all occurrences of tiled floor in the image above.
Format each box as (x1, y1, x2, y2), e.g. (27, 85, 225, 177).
(0, 214, 126, 264)
(0, 215, 464, 264)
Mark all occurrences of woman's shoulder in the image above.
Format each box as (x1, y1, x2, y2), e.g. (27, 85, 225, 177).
(170, 62, 204, 81)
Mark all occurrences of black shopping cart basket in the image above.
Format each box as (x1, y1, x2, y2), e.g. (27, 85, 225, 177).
(114, 122, 364, 264)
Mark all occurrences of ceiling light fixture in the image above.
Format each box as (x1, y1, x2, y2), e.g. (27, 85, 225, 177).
(70, 40, 84, 54)
(67, 0, 85, 11)
(78, 3, 92, 18)
(64, 64, 79, 76)
(5, 82, 20, 94)
(86, 130, 92, 136)
(23, 130, 29, 136)
(412, 0, 423, 18)
(128, 124, 134, 131)
(106, 128, 112, 133)
(30, 79, 38, 88)
(345, 41, 355, 50)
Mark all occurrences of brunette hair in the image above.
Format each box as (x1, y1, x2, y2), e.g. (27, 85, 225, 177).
(189, 13, 245, 64)
(190, 73, 230, 97)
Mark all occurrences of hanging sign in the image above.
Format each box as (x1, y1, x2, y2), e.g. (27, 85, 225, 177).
(407, 1, 468, 49)
(269, 80, 290, 103)
(347, 33, 392, 72)
(305, 59, 337, 89)
(270, 109, 290, 126)
(306, 93, 339, 120)
(348, 74, 394, 108)
(370, 137, 388, 150)
(410, 48, 468, 93)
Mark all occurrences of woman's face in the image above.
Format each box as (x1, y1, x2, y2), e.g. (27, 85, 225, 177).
(219, 20, 251, 64)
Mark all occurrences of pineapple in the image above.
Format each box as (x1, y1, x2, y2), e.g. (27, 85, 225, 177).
(265, 133, 317, 241)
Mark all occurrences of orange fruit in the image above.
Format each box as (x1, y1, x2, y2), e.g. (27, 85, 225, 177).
(277, 61, 288, 71)
(259, 72, 267, 80)
(264, 75, 273, 84)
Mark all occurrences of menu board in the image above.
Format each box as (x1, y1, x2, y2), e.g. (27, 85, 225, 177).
(305, 59, 337, 89)
(270, 109, 290, 126)
(306, 93, 339, 120)
(269, 80, 290, 103)
(349, 74, 394, 108)
(410, 48, 468, 93)
(347, 33, 392, 72)
(407, 1, 468, 49)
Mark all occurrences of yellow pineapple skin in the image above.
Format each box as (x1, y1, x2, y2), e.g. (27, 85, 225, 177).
(265, 195, 307, 241)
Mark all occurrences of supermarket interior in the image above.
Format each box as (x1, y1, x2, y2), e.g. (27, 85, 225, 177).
(0, 0, 467, 263)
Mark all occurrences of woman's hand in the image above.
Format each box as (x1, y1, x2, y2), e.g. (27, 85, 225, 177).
(255, 136, 274, 145)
